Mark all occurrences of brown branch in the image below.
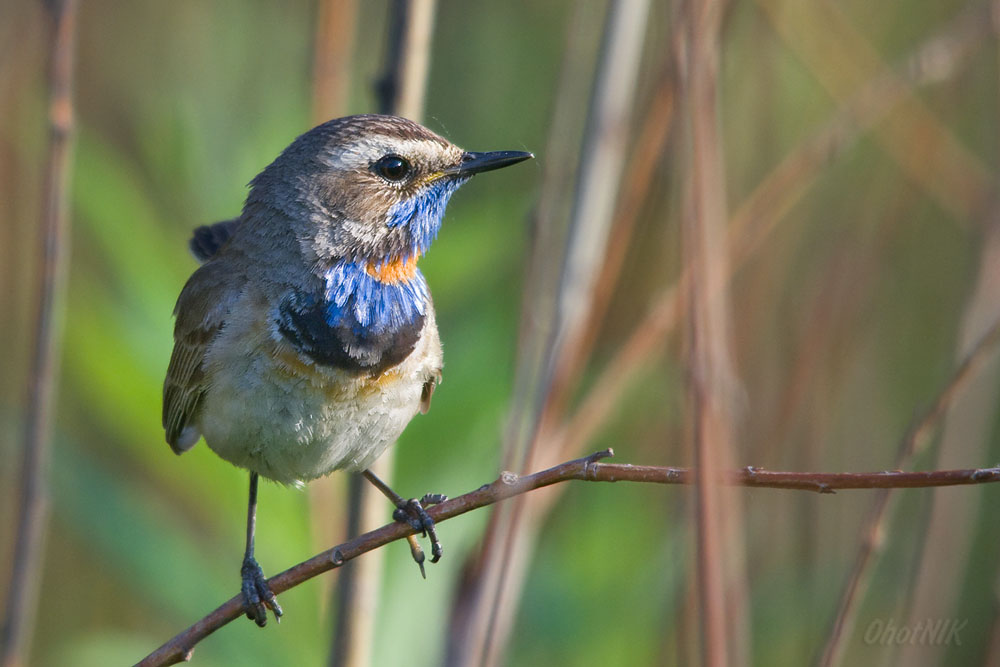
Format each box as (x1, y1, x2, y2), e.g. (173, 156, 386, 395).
(136, 450, 1000, 667)
(1, 2, 79, 666)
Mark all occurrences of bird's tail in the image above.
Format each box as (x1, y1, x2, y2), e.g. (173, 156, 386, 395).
(189, 218, 240, 262)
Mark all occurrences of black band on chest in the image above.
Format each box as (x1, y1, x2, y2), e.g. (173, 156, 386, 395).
(276, 294, 424, 376)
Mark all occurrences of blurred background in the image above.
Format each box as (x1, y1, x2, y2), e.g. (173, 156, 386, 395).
(3, 0, 1000, 665)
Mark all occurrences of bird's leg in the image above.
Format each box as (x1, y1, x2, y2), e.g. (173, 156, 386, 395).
(240, 472, 283, 626)
(361, 469, 447, 578)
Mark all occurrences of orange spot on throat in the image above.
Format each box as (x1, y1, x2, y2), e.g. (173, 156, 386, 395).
(366, 254, 420, 284)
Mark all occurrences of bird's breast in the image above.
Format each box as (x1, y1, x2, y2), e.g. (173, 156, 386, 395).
(275, 260, 430, 376)
(199, 288, 443, 484)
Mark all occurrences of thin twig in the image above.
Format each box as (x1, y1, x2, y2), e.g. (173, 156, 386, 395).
(0, 2, 79, 666)
(136, 448, 1000, 667)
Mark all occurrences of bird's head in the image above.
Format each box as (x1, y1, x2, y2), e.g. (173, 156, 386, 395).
(244, 114, 532, 274)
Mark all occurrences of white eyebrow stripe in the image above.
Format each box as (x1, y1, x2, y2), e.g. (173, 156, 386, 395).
(318, 137, 447, 170)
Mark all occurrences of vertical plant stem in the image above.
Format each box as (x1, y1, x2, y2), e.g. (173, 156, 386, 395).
(312, 0, 357, 123)
(450, 2, 652, 666)
(680, 0, 746, 664)
(547, 57, 676, 408)
(447, 19, 681, 661)
(330, 474, 387, 667)
(444, 7, 600, 663)
(0, 1, 79, 666)
(330, 2, 436, 666)
(308, 0, 357, 643)
(375, 0, 436, 120)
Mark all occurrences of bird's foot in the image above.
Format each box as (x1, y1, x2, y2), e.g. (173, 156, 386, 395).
(393, 493, 447, 577)
(241, 556, 283, 627)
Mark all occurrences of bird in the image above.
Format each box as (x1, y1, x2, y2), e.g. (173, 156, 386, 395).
(162, 114, 532, 626)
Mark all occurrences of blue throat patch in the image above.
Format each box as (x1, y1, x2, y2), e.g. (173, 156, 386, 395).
(385, 176, 469, 255)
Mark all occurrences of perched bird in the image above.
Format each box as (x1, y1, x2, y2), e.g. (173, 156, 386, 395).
(162, 114, 532, 625)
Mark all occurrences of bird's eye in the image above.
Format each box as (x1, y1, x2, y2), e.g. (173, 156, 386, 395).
(373, 154, 411, 182)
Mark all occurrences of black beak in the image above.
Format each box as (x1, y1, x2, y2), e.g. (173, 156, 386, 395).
(444, 150, 533, 177)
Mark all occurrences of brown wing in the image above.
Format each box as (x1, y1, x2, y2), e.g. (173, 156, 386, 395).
(163, 260, 236, 453)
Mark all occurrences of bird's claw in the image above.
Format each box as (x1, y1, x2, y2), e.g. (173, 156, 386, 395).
(393, 494, 446, 572)
(241, 556, 283, 627)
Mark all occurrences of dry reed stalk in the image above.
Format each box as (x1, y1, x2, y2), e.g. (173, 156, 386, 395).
(0, 2, 79, 666)
(307, 0, 356, 631)
(679, 0, 748, 662)
(330, 3, 436, 666)
(468, 2, 653, 665)
(444, 8, 601, 662)
(544, 54, 677, 426)
(312, 0, 356, 124)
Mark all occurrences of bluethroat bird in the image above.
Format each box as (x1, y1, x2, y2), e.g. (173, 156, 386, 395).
(162, 114, 532, 626)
